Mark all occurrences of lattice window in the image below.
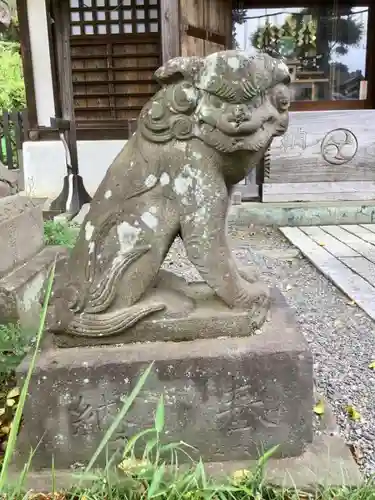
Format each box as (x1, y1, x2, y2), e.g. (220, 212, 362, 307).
(68, 0, 161, 128)
(71, 38, 160, 123)
(69, 0, 160, 36)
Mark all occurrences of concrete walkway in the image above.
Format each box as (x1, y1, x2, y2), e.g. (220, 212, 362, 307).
(280, 224, 375, 322)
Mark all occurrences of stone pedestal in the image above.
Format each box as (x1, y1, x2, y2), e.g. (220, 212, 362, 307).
(0, 195, 68, 330)
(16, 289, 314, 471)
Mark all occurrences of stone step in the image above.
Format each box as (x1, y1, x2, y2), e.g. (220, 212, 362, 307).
(64, 200, 375, 229)
(229, 200, 375, 227)
(0, 245, 68, 330)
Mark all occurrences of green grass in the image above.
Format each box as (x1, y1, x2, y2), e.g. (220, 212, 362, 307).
(0, 260, 374, 499)
(0, 323, 34, 384)
(0, 322, 37, 469)
(43, 220, 79, 249)
(63, 480, 375, 500)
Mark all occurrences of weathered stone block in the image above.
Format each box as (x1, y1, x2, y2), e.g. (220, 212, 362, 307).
(0, 195, 44, 277)
(0, 181, 11, 198)
(0, 163, 19, 187)
(16, 289, 313, 471)
(0, 246, 69, 330)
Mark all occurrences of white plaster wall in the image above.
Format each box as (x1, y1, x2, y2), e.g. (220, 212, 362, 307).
(28, 0, 55, 126)
(23, 140, 126, 198)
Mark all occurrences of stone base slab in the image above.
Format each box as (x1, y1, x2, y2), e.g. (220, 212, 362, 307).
(16, 290, 313, 471)
(9, 434, 361, 492)
(53, 276, 282, 348)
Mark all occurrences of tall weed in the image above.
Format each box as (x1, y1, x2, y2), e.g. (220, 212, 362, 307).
(0, 262, 55, 491)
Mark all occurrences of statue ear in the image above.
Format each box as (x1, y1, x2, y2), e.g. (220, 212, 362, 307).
(154, 56, 204, 86)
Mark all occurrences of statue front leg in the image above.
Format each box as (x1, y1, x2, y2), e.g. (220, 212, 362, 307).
(179, 182, 270, 313)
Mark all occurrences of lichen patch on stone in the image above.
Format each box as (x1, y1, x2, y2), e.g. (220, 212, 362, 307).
(175, 142, 187, 152)
(173, 165, 194, 196)
(116, 221, 141, 254)
(88, 241, 95, 254)
(160, 172, 170, 186)
(141, 211, 158, 231)
(85, 221, 94, 241)
(145, 174, 158, 188)
(227, 55, 241, 71)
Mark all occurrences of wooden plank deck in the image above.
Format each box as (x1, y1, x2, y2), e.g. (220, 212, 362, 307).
(280, 224, 375, 321)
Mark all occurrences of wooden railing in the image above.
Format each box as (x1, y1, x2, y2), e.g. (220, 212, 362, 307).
(0, 109, 28, 170)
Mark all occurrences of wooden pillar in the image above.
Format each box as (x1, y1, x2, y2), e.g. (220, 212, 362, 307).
(51, 0, 74, 122)
(51, 0, 79, 172)
(179, 0, 232, 58)
(16, 0, 38, 131)
(160, 0, 181, 63)
(365, 6, 375, 108)
(46, 0, 62, 119)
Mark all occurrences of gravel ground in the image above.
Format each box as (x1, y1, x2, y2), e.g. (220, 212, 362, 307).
(163, 225, 375, 478)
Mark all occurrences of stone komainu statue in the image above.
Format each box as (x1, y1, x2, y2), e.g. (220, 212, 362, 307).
(47, 50, 291, 338)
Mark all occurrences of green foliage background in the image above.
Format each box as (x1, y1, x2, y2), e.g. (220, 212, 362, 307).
(0, 41, 25, 111)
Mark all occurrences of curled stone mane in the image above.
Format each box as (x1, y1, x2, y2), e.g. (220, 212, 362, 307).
(196, 50, 290, 102)
(139, 50, 290, 147)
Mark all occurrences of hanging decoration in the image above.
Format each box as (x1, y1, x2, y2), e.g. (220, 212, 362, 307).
(271, 21, 283, 47)
(282, 17, 297, 38)
(256, 18, 276, 50)
(254, 14, 322, 64)
(296, 18, 317, 52)
(279, 17, 297, 57)
(295, 16, 319, 70)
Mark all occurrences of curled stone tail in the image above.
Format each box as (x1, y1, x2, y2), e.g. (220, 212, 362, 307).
(66, 303, 165, 337)
(85, 245, 151, 314)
